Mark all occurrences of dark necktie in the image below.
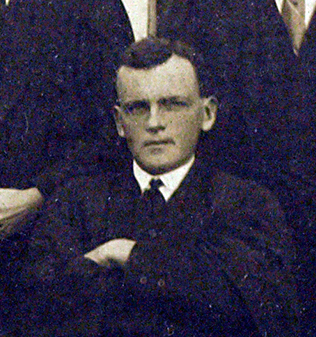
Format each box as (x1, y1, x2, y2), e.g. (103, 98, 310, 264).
(142, 179, 165, 217)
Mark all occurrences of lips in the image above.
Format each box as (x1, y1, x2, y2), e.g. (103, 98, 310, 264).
(143, 139, 175, 147)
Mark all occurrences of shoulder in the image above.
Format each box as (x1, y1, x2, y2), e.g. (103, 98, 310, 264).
(44, 166, 134, 216)
(212, 170, 283, 216)
(209, 170, 291, 253)
(29, 171, 119, 252)
(49, 170, 117, 205)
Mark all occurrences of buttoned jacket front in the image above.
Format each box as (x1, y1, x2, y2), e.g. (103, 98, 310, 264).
(23, 159, 297, 336)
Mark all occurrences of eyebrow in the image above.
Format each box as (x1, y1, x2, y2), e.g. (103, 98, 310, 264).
(158, 96, 193, 105)
(122, 100, 149, 110)
(122, 96, 193, 106)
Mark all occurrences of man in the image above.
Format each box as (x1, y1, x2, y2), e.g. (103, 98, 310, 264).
(22, 38, 298, 336)
(0, 0, 205, 232)
(1, 1, 208, 334)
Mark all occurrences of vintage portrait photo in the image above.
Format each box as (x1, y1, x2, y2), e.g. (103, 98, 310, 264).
(1, 0, 315, 335)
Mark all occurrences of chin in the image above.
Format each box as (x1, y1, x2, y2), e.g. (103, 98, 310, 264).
(137, 150, 185, 174)
(141, 159, 182, 175)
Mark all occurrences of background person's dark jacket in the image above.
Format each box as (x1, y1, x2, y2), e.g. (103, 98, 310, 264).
(0, 0, 135, 193)
(188, 1, 316, 332)
(0, 0, 133, 334)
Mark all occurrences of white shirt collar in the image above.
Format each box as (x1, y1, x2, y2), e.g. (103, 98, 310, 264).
(121, 0, 149, 41)
(133, 156, 195, 202)
(275, 0, 316, 27)
(275, 0, 285, 12)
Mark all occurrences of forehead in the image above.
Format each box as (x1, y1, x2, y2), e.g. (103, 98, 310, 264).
(117, 54, 200, 102)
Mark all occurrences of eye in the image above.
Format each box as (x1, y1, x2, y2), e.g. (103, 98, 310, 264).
(124, 101, 150, 115)
(159, 98, 190, 111)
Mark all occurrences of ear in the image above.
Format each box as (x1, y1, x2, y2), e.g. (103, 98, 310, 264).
(114, 105, 126, 138)
(201, 96, 217, 132)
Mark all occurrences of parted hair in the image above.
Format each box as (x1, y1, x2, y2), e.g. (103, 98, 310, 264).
(118, 38, 214, 97)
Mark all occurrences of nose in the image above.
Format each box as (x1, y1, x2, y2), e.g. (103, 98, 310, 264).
(146, 103, 165, 133)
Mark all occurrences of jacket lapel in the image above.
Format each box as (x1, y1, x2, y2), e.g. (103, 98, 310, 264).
(300, 9, 316, 58)
(167, 159, 216, 236)
(86, 0, 133, 44)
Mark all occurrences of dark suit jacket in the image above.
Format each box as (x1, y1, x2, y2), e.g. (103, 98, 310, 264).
(0, 0, 135, 192)
(189, 4, 316, 333)
(222, 0, 316, 178)
(0, 1, 133, 334)
(233, 2, 316, 331)
(21, 158, 297, 336)
(190, 0, 316, 201)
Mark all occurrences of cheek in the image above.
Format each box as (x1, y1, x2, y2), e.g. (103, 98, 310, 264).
(122, 122, 145, 148)
(174, 119, 202, 152)
(122, 120, 140, 136)
(170, 114, 201, 136)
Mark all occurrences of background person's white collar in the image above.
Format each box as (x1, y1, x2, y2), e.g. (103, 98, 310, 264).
(121, 0, 149, 41)
(275, 0, 316, 27)
(133, 156, 195, 201)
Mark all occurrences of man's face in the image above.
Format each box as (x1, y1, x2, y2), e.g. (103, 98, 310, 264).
(115, 54, 216, 174)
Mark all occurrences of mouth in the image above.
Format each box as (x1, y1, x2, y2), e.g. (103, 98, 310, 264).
(143, 139, 175, 147)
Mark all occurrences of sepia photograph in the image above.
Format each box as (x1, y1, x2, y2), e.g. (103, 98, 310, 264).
(0, 0, 315, 335)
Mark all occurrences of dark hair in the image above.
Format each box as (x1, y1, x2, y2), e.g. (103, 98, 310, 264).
(118, 38, 214, 97)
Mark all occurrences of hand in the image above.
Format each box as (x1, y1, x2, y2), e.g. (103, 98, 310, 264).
(0, 187, 43, 236)
(84, 238, 136, 266)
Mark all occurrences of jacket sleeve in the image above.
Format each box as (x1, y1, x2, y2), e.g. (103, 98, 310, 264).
(20, 176, 115, 336)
